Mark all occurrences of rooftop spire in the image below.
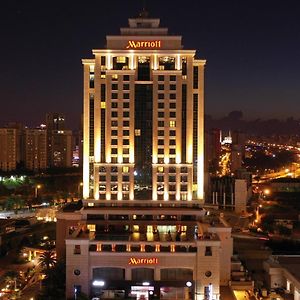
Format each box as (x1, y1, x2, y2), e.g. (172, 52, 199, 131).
(138, 0, 149, 18)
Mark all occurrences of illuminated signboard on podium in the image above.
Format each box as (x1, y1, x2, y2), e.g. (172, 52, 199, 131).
(126, 40, 162, 49)
(128, 258, 158, 265)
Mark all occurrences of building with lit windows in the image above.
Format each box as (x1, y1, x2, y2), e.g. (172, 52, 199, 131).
(24, 127, 47, 170)
(57, 11, 233, 300)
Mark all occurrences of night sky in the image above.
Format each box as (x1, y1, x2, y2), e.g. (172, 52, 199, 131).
(1, 0, 300, 129)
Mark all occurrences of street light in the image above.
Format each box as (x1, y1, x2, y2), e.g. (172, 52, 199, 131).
(35, 184, 41, 198)
(78, 182, 83, 199)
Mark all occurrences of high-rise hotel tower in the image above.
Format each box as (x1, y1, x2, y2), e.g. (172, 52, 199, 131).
(82, 13, 205, 202)
(57, 12, 233, 300)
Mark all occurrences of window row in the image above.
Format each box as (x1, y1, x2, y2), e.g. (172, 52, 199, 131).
(157, 75, 177, 82)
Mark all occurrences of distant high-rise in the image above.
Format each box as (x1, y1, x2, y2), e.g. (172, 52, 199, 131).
(0, 128, 18, 171)
(24, 128, 47, 170)
(46, 113, 72, 168)
(46, 112, 66, 131)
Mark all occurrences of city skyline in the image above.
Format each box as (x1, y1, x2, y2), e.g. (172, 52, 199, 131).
(1, 0, 300, 128)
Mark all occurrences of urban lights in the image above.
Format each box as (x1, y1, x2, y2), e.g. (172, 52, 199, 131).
(92, 280, 105, 287)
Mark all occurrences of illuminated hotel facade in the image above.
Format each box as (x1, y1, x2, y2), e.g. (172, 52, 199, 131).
(57, 13, 233, 300)
(82, 16, 205, 202)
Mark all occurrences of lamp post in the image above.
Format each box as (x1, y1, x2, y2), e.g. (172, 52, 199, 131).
(78, 182, 83, 199)
(35, 184, 41, 198)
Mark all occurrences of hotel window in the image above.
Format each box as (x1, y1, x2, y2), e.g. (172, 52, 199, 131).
(74, 245, 81, 255)
(123, 157, 129, 163)
(123, 184, 129, 191)
(170, 130, 176, 136)
(89, 74, 94, 88)
(111, 148, 117, 155)
(101, 102, 106, 109)
(117, 56, 126, 63)
(170, 75, 176, 82)
(123, 139, 129, 145)
(112, 74, 118, 80)
(123, 121, 129, 126)
(169, 121, 176, 128)
(158, 130, 164, 136)
(111, 111, 118, 118)
(123, 102, 129, 108)
(123, 148, 129, 154)
(111, 175, 117, 182)
(158, 166, 164, 173)
(158, 75, 164, 81)
(170, 93, 176, 99)
(157, 176, 164, 183)
(158, 112, 164, 118)
(135, 129, 141, 136)
(170, 102, 176, 109)
(158, 103, 164, 109)
(169, 175, 176, 182)
(158, 93, 164, 99)
(111, 139, 117, 145)
(158, 121, 164, 127)
(123, 130, 129, 136)
(123, 75, 130, 81)
(122, 166, 129, 173)
(112, 93, 118, 99)
(181, 167, 188, 173)
(113, 56, 129, 70)
(166, 168, 174, 175)
(158, 149, 164, 155)
(123, 175, 129, 181)
(169, 185, 176, 191)
(111, 130, 118, 136)
(123, 84, 129, 90)
(159, 56, 175, 70)
(170, 148, 176, 155)
(170, 84, 176, 90)
(101, 56, 106, 66)
(181, 185, 188, 191)
(101, 84, 106, 101)
(87, 224, 96, 232)
(158, 139, 164, 145)
(112, 102, 118, 108)
(181, 175, 187, 182)
(205, 246, 212, 256)
(182, 57, 187, 75)
(100, 175, 106, 182)
(111, 121, 118, 127)
(112, 83, 118, 90)
(170, 111, 176, 118)
(193, 66, 199, 89)
(124, 93, 130, 99)
(158, 84, 164, 90)
(101, 72, 106, 79)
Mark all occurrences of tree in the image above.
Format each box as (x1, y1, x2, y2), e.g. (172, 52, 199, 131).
(37, 259, 66, 300)
(38, 250, 57, 272)
(4, 270, 19, 291)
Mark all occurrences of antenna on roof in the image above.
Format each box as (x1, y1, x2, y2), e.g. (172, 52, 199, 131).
(138, 0, 149, 18)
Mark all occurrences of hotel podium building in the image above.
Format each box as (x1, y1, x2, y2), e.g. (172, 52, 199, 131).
(57, 13, 233, 300)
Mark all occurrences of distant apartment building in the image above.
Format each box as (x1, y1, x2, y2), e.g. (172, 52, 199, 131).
(0, 128, 18, 171)
(49, 130, 73, 168)
(46, 113, 73, 168)
(24, 128, 47, 170)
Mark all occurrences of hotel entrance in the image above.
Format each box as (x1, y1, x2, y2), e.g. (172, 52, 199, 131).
(130, 285, 154, 300)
